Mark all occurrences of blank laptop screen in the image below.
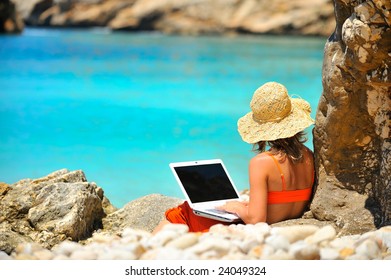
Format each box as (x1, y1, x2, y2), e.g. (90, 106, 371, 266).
(173, 163, 239, 203)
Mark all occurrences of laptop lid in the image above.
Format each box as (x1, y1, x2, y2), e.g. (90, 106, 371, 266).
(169, 159, 241, 209)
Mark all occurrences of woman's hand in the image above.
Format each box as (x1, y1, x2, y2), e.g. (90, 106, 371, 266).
(217, 201, 248, 214)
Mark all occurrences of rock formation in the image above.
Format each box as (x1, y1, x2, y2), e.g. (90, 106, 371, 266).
(10, 0, 335, 36)
(312, 0, 391, 235)
(102, 193, 183, 235)
(0, 169, 108, 253)
(0, 0, 24, 33)
(0, 169, 182, 254)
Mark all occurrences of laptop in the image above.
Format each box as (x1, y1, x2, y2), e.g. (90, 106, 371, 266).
(169, 159, 242, 222)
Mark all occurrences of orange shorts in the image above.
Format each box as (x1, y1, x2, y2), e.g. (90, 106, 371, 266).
(165, 201, 232, 232)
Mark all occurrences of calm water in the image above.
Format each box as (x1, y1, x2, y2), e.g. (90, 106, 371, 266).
(0, 28, 325, 207)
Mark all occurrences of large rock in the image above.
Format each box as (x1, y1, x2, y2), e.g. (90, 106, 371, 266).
(312, 0, 391, 235)
(0, 169, 111, 253)
(102, 193, 183, 234)
(0, 0, 24, 33)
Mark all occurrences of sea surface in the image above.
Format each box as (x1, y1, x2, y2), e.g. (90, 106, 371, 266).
(0, 28, 325, 208)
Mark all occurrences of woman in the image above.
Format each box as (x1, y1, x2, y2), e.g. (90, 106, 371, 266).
(155, 81, 315, 233)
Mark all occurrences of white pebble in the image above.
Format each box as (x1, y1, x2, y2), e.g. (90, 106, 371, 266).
(0, 251, 12, 260)
(70, 250, 98, 260)
(265, 249, 295, 260)
(187, 238, 231, 255)
(254, 222, 271, 235)
(320, 248, 340, 260)
(52, 254, 70, 260)
(305, 225, 336, 244)
(265, 234, 290, 251)
(141, 247, 198, 260)
(97, 249, 137, 260)
(34, 249, 54, 260)
(165, 233, 199, 249)
(271, 225, 319, 243)
(374, 226, 391, 249)
(289, 240, 320, 260)
(355, 238, 381, 259)
(329, 236, 357, 250)
(160, 223, 189, 234)
(121, 227, 151, 241)
(260, 244, 276, 259)
(234, 238, 259, 254)
(52, 241, 84, 257)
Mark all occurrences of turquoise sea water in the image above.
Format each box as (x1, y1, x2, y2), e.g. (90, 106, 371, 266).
(0, 28, 325, 208)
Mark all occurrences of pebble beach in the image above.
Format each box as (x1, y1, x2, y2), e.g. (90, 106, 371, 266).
(2, 223, 390, 260)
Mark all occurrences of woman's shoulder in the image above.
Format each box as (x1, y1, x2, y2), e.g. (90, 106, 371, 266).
(251, 152, 272, 160)
(249, 152, 275, 167)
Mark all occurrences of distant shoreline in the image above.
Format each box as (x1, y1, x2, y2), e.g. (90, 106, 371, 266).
(6, 0, 335, 37)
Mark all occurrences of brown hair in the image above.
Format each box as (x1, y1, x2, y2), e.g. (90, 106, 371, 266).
(253, 131, 308, 163)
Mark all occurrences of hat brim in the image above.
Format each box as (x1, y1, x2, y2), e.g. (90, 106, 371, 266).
(237, 98, 315, 143)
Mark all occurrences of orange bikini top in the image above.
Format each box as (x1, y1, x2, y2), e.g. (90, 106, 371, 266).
(266, 153, 314, 204)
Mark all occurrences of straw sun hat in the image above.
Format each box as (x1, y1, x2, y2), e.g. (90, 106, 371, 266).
(237, 82, 314, 144)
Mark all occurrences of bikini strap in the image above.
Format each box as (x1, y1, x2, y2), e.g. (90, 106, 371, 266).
(266, 153, 287, 191)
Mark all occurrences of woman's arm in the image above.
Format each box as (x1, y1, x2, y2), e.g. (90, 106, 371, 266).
(218, 154, 269, 224)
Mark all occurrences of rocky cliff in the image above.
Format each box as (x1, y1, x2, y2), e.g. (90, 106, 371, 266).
(0, 0, 24, 33)
(10, 0, 335, 36)
(312, 0, 391, 234)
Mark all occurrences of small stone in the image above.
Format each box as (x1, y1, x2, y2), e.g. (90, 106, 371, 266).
(199, 250, 221, 259)
(305, 225, 336, 245)
(34, 249, 54, 260)
(160, 223, 189, 234)
(52, 241, 84, 257)
(265, 249, 295, 260)
(320, 248, 340, 260)
(97, 249, 137, 260)
(122, 227, 151, 241)
(141, 247, 198, 260)
(119, 243, 146, 258)
(339, 248, 355, 259)
(235, 238, 259, 254)
(221, 251, 250, 260)
(289, 241, 320, 260)
(265, 234, 290, 251)
(14, 243, 45, 255)
(383, 252, 391, 260)
(374, 226, 391, 249)
(91, 233, 117, 243)
(70, 250, 98, 260)
(260, 244, 275, 259)
(346, 254, 368, 260)
(247, 245, 264, 259)
(209, 223, 230, 233)
(165, 233, 199, 249)
(0, 251, 12, 260)
(329, 235, 358, 250)
(187, 238, 231, 256)
(52, 254, 70, 260)
(271, 225, 319, 243)
(355, 238, 381, 259)
(145, 230, 180, 248)
(14, 254, 38, 260)
(254, 222, 271, 236)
